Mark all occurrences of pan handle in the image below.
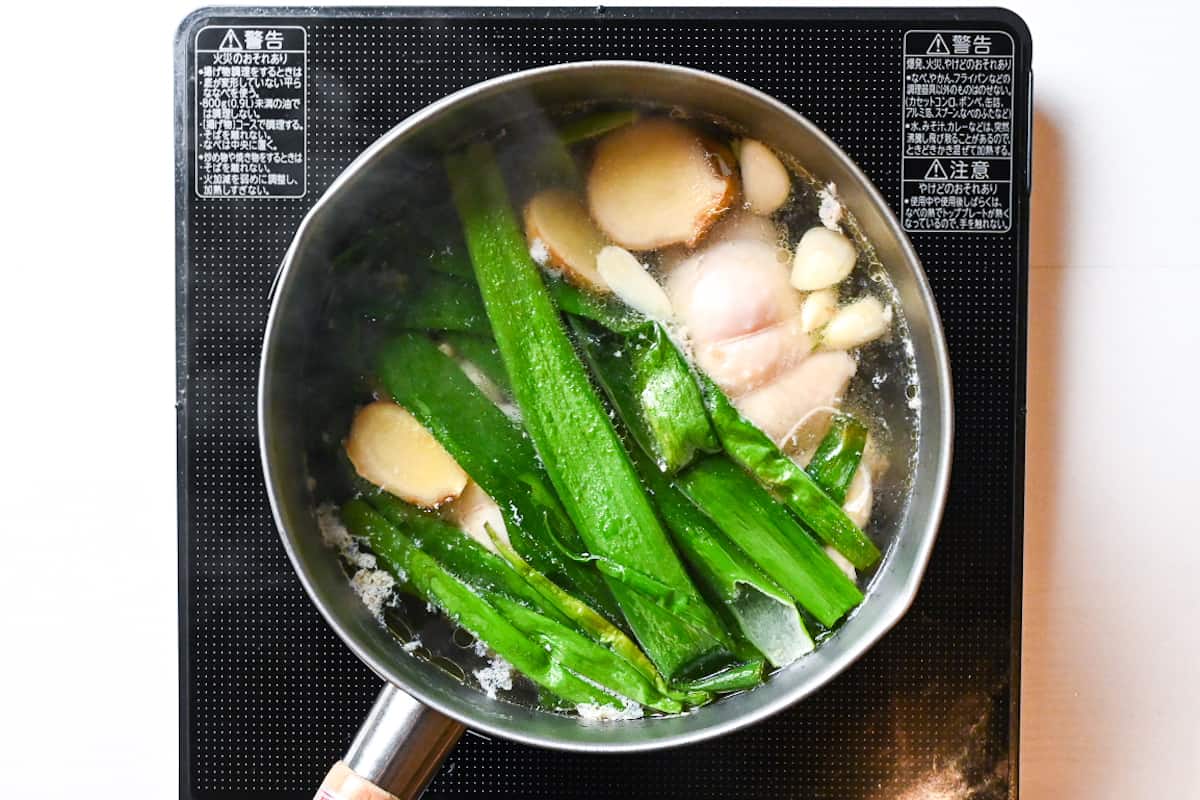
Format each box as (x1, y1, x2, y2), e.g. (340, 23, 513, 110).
(315, 684, 465, 800)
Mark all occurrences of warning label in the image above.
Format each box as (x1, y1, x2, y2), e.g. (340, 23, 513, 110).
(193, 26, 306, 198)
(901, 30, 1014, 233)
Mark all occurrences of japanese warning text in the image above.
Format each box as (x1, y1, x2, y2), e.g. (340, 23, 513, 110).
(194, 27, 306, 198)
(902, 30, 1015, 233)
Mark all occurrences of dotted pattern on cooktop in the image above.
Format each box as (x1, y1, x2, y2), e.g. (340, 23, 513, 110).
(177, 10, 1030, 799)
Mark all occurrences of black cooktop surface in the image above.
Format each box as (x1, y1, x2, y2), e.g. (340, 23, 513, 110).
(176, 7, 1031, 798)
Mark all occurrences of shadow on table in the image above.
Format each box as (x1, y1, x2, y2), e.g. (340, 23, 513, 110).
(1019, 106, 1071, 797)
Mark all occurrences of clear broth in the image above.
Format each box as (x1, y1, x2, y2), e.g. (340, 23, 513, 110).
(303, 101, 920, 716)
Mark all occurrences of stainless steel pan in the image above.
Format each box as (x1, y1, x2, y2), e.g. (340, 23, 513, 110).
(259, 61, 953, 799)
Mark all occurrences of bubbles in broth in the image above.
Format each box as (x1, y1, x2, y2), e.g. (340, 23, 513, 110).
(306, 101, 920, 719)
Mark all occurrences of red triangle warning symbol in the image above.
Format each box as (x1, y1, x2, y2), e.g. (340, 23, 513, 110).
(218, 29, 243, 51)
(927, 34, 951, 55)
(924, 159, 949, 180)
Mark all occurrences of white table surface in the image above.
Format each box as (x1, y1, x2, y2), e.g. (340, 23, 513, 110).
(1, 1, 1196, 796)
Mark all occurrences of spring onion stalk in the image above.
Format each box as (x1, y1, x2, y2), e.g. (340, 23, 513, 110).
(485, 527, 711, 707)
(361, 487, 570, 625)
(572, 316, 718, 473)
(332, 217, 475, 281)
(393, 272, 491, 336)
(446, 141, 733, 681)
(559, 109, 640, 145)
(426, 242, 476, 281)
(332, 222, 404, 272)
(545, 275, 645, 334)
(487, 595, 692, 713)
(631, 447, 813, 667)
(361, 491, 701, 710)
(340, 498, 621, 707)
(377, 333, 618, 621)
(487, 531, 656, 683)
(529, 136, 581, 192)
(676, 457, 863, 628)
(496, 119, 582, 196)
(805, 413, 868, 504)
(675, 659, 766, 694)
(504, 109, 637, 193)
(423, 213, 642, 343)
(438, 332, 511, 395)
(700, 378, 882, 570)
(346, 498, 692, 713)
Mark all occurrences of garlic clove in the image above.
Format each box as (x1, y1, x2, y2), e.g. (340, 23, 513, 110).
(820, 296, 893, 350)
(443, 481, 510, 552)
(800, 288, 839, 333)
(841, 465, 874, 529)
(737, 139, 791, 216)
(823, 545, 858, 582)
(595, 245, 673, 321)
(791, 226, 857, 291)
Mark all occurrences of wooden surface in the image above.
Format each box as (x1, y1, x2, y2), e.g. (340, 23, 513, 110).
(1020, 5, 1200, 795)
